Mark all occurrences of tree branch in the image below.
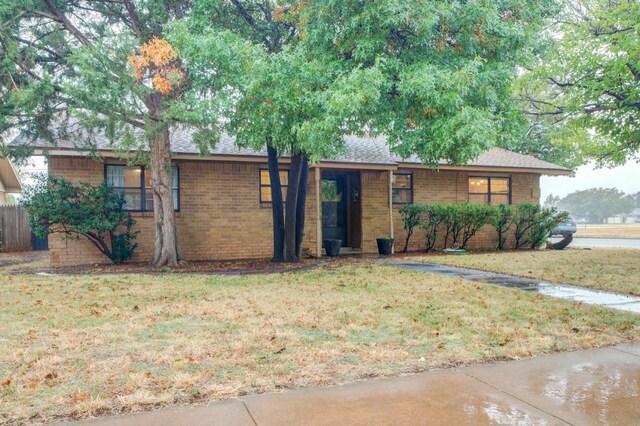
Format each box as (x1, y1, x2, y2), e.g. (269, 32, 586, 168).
(230, 0, 258, 29)
(627, 63, 640, 81)
(42, 0, 93, 46)
(124, 0, 144, 39)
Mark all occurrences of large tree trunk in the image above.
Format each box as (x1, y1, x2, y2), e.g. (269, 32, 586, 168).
(284, 153, 303, 262)
(149, 127, 182, 267)
(294, 155, 309, 259)
(267, 143, 285, 262)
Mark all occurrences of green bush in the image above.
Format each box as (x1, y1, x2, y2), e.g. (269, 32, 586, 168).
(110, 216, 139, 264)
(399, 202, 560, 252)
(527, 207, 568, 249)
(399, 204, 427, 252)
(419, 203, 447, 252)
(443, 203, 496, 249)
(513, 203, 567, 249)
(492, 205, 515, 250)
(460, 203, 497, 249)
(21, 174, 139, 264)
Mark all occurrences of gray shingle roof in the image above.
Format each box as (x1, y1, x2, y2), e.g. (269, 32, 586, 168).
(398, 146, 570, 171)
(11, 127, 570, 172)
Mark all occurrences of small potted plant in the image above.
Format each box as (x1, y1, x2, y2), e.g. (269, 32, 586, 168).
(376, 236, 394, 255)
(323, 239, 342, 257)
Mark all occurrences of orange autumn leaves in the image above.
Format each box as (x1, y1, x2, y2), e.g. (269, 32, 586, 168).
(128, 36, 185, 95)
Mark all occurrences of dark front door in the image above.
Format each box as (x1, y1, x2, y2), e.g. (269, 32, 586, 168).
(322, 174, 348, 246)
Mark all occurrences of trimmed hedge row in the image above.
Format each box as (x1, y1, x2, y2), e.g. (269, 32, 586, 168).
(399, 202, 568, 252)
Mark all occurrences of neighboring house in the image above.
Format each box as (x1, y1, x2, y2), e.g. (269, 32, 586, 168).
(605, 212, 639, 224)
(0, 157, 22, 205)
(13, 131, 570, 266)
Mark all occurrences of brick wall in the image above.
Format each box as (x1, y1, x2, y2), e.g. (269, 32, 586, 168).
(393, 168, 541, 252)
(361, 170, 393, 253)
(305, 169, 320, 257)
(47, 157, 541, 266)
(47, 157, 321, 266)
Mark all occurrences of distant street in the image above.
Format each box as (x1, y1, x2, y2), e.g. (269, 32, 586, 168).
(553, 237, 640, 249)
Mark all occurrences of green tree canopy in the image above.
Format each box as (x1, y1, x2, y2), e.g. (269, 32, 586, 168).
(170, 2, 384, 262)
(301, 0, 560, 165)
(0, 0, 225, 266)
(559, 187, 635, 222)
(171, 0, 560, 262)
(519, 0, 640, 166)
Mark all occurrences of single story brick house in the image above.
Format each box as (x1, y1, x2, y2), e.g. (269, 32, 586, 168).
(15, 131, 570, 266)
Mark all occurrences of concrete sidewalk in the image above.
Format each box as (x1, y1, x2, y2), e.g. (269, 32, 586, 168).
(71, 344, 640, 426)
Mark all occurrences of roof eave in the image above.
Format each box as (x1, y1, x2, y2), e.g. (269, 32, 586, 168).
(35, 148, 572, 175)
(38, 148, 398, 170)
(0, 157, 22, 192)
(398, 162, 573, 176)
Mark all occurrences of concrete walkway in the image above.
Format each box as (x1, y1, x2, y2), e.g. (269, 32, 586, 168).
(394, 262, 640, 314)
(70, 344, 640, 426)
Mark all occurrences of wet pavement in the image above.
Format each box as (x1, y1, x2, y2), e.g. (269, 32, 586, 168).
(394, 262, 640, 314)
(71, 345, 640, 425)
(551, 237, 640, 249)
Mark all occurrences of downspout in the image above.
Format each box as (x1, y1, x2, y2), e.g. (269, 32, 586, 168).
(388, 170, 394, 253)
(315, 166, 322, 257)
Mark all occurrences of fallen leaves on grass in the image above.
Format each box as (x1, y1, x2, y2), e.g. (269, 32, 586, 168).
(1, 262, 639, 424)
(70, 393, 91, 403)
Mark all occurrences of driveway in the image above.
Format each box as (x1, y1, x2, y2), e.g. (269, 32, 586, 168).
(560, 237, 640, 249)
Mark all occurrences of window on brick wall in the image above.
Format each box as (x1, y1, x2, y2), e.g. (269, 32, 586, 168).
(105, 165, 179, 211)
(392, 173, 413, 204)
(468, 177, 511, 205)
(259, 169, 289, 203)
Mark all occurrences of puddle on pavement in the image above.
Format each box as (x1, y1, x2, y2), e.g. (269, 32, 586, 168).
(396, 263, 640, 314)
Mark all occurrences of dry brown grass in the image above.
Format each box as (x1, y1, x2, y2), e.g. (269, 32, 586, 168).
(574, 224, 640, 239)
(1, 257, 639, 424)
(413, 248, 640, 296)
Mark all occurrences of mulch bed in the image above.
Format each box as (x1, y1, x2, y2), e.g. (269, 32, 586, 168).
(17, 257, 327, 276)
(0, 251, 49, 267)
(9, 249, 498, 276)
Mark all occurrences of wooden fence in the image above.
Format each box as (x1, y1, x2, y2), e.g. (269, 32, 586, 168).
(0, 206, 32, 252)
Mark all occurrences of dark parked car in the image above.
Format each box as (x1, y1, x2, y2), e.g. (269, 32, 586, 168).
(551, 214, 577, 237)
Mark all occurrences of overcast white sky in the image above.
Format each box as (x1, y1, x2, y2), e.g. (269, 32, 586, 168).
(541, 160, 640, 200)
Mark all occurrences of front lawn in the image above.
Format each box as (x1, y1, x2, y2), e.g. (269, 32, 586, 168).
(412, 248, 640, 296)
(1, 260, 639, 424)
